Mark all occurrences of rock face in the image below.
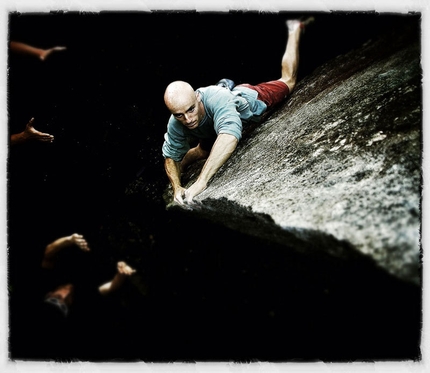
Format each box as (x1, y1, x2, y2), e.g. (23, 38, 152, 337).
(166, 18, 422, 285)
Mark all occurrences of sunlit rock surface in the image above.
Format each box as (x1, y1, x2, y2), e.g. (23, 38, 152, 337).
(166, 20, 422, 285)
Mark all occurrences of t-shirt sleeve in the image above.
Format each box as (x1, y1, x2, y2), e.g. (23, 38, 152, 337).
(210, 91, 243, 141)
(162, 117, 190, 162)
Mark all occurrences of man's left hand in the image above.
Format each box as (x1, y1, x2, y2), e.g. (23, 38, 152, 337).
(184, 179, 207, 204)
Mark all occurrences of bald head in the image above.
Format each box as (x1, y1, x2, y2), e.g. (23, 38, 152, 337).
(163, 81, 205, 129)
(164, 81, 196, 112)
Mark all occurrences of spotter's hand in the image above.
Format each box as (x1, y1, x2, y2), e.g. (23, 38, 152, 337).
(69, 233, 90, 252)
(117, 261, 136, 276)
(24, 118, 54, 143)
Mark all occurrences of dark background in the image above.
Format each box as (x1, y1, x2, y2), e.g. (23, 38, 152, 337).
(7, 11, 422, 362)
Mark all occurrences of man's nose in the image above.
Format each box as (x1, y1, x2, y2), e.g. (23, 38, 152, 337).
(184, 113, 192, 123)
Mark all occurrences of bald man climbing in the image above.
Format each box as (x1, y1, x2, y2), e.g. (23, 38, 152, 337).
(162, 17, 314, 206)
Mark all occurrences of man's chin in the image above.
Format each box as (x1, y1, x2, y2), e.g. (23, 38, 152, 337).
(186, 122, 198, 129)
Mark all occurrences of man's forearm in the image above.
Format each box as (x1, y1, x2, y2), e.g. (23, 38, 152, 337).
(10, 132, 26, 146)
(41, 236, 73, 268)
(10, 41, 44, 58)
(44, 236, 73, 259)
(197, 133, 238, 185)
(164, 158, 182, 191)
(98, 274, 125, 296)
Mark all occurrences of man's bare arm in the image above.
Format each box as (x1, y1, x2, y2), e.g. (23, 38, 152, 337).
(185, 133, 238, 203)
(41, 233, 90, 269)
(99, 261, 136, 296)
(10, 41, 66, 61)
(165, 157, 187, 205)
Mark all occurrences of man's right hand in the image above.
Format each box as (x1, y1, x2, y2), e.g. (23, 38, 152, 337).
(173, 186, 187, 205)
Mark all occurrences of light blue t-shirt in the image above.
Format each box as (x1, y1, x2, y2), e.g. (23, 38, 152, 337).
(162, 85, 267, 162)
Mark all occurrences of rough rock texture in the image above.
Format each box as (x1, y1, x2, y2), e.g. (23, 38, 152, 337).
(166, 20, 422, 285)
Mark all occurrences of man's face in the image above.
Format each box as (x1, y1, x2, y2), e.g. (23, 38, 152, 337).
(169, 92, 205, 130)
(46, 283, 75, 306)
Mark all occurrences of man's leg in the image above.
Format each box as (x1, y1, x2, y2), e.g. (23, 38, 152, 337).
(279, 17, 314, 93)
(234, 16, 314, 110)
(180, 143, 210, 171)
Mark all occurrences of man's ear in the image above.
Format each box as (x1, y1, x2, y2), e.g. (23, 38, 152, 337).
(196, 92, 201, 102)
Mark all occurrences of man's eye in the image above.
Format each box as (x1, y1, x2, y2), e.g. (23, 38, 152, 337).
(174, 114, 183, 118)
(188, 106, 195, 113)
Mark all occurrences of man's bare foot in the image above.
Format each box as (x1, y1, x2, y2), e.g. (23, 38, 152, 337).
(287, 16, 315, 33)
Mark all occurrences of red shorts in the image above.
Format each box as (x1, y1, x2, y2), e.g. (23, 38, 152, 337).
(237, 80, 290, 109)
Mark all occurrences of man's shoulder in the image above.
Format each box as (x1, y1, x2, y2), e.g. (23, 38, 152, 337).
(198, 85, 233, 106)
(199, 85, 257, 102)
(197, 85, 226, 95)
(166, 115, 184, 133)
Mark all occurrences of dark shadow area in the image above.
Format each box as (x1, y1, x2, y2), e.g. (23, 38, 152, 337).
(6, 11, 422, 362)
